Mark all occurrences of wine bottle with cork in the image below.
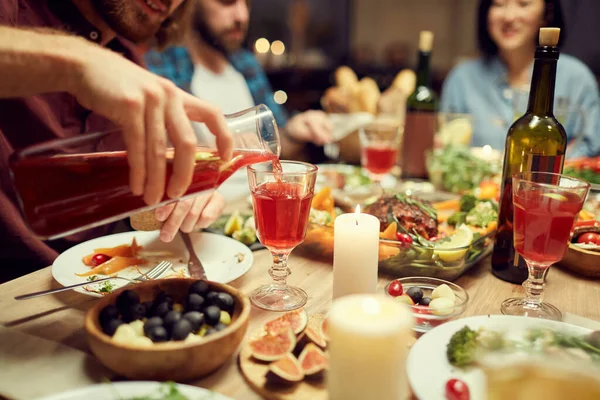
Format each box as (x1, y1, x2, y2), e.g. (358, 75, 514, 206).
(402, 30, 438, 179)
(491, 27, 567, 284)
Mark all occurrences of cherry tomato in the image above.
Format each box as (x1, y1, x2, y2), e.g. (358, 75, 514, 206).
(387, 280, 404, 297)
(92, 253, 111, 266)
(445, 378, 470, 400)
(395, 232, 413, 245)
(575, 220, 600, 229)
(577, 232, 600, 245)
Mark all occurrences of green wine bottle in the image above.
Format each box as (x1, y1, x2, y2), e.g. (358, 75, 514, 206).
(492, 28, 567, 283)
(402, 30, 438, 178)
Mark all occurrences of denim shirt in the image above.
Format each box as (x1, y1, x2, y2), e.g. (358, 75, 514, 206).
(440, 55, 600, 158)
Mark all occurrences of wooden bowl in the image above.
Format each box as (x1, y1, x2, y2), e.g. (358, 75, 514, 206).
(84, 278, 250, 381)
(558, 244, 600, 278)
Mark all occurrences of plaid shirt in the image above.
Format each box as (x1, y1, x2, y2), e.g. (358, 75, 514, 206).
(145, 47, 289, 128)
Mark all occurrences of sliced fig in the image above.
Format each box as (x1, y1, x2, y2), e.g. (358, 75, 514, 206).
(266, 353, 304, 384)
(264, 309, 308, 336)
(321, 318, 329, 342)
(296, 326, 327, 350)
(298, 343, 328, 379)
(249, 328, 297, 362)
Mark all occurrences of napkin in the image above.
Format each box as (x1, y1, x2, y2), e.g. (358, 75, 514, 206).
(329, 113, 375, 141)
(0, 326, 113, 400)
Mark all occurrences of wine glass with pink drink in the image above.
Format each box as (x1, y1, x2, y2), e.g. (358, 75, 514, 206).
(359, 120, 402, 191)
(247, 161, 318, 311)
(501, 172, 590, 320)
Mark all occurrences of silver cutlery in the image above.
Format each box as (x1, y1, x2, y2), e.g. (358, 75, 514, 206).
(14, 260, 173, 300)
(180, 231, 207, 280)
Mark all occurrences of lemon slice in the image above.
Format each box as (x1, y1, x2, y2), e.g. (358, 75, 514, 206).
(434, 224, 474, 263)
(543, 193, 568, 202)
(224, 210, 244, 236)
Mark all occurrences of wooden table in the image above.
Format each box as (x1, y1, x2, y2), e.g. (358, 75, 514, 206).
(1, 250, 599, 399)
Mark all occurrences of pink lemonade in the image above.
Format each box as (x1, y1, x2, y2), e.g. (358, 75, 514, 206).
(513, 189, 584, 264)
(361, 144, 398, 176)
(251, 181, 313, 251)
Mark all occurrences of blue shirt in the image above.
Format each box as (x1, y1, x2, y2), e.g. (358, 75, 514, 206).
(440, 55, 600, 158)
(145, 47, 289, 128)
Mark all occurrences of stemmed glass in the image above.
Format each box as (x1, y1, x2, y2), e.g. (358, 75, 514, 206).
(247, 161, 318, 311)
(501, 172, 590, 320)
(359, 119, 402, 193)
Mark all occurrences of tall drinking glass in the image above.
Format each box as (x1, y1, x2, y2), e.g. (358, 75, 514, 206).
(9, 105, 280, 240)
(359, 119, 402, 190)
(248, 161, 317, 311)
(501, 172, 590, 320)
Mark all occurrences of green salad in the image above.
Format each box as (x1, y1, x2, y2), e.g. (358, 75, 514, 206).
(427, 146, 499, 193)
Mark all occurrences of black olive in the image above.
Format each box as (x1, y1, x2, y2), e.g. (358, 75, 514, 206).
(154, 292, 174, 307)
(116, 290, 140, 314)
(123, 302, 146, 322)
(102, 318, 123, 336)
(153, 301, 172, 319)
(183, 311, 205, 332)
(406, 287, 424, 304)
(185, 293, 205, 312)
(204, 305, 221, 326)
(420, 297, 432, 306)
(163, 311, 182, 334)
(142, 301, 154, 318)
(99, 304, 119, 326)
(214, 322, 228, 332)
(215, 292, 234, 313)
(171, 319, 193, 341)
(189, 280, 210, 296)
(147, 326, 169, 342)
(587, 331, 600, 348)
(143, 317, 164, 336)
(204, 327, 217, 336)
(205, 291, 219, 306)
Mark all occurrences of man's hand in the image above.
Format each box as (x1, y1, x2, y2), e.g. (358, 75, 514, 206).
(285, 110, 333, 146)
(153, 192, 225, 242)
(70, 45, 233, 206)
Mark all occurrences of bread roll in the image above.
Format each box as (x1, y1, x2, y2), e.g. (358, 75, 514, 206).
(321, 86, 350, 113)
(392, 69, 416, 96)
(358, 77, 381, 114)
(378, 87, 407, 119)
(334, 66, 359, 89)
(130, 210, 163, 231)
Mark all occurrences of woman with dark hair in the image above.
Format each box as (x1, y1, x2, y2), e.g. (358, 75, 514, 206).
(441, 0, 600, 158)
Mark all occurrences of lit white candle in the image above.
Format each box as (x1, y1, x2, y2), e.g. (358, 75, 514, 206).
(327, 295, 414, 400)
(332, 205, 380, 299)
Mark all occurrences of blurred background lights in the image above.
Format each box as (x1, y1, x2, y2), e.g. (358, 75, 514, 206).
(255, 38, 270, 54)
(274, 90, 288, 104)
(271, 40, 286, 55)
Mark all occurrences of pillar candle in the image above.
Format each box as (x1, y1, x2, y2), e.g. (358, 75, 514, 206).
(327, 294, 414, 400)
(332, 205, 380, 299)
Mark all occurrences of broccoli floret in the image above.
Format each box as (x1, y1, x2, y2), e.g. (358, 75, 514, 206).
(447, 212, 467, 227)
(447, 326, 479, 367)
(459, 194, 478, 212)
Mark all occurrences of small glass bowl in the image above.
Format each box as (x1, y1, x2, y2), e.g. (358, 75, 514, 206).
(383, 277, 469, 333)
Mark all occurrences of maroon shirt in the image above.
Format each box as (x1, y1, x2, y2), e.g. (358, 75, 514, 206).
(0, 0, 143, 277)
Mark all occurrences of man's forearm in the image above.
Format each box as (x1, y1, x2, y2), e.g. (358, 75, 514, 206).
(0, 26, 88, 98)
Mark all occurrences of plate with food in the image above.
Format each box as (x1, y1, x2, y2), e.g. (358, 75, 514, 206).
(52, 231, 253, 297)
(407, 315, 600, 400)
(558, 216, 600, 278)
(36, 381, 232, 400)
(302, 188, 497, 281)
(564, 157, 600, 191)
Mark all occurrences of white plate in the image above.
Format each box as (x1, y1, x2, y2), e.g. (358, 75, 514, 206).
(407, 315, 592, 400)
(52, 231, 253, 297)
(36, 381, 233, 400)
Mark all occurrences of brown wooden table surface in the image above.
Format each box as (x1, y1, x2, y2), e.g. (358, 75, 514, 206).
(1, 202, 599, 399)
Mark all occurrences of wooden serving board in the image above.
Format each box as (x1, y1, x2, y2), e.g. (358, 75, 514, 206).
(239, 316, 328, 400)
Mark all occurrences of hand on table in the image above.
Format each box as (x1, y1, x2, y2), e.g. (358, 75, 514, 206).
(153, 192, 226, 242)
(70, 46, 233, 206)
(285, 110, 333, 146)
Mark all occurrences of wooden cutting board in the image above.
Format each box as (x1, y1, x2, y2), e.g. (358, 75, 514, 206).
(239, 315, 328, 400)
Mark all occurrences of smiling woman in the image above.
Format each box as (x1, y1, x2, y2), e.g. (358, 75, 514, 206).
(440, 0, 600, 159)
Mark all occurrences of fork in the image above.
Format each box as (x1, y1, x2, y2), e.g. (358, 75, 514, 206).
(14, 260, 173, 300)
(180, 231, 207, 280)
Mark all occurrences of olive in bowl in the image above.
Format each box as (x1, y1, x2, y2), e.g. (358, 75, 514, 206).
(85, 278, 250, 381)
(384, 277, 468, 333)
